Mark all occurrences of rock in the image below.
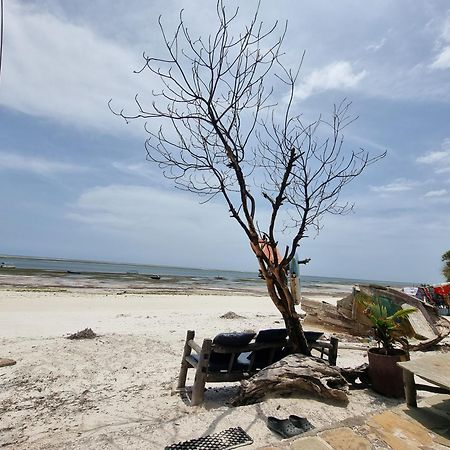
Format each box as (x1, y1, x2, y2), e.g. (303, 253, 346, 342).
(232, 354, 349, 406)
(219, 311, 245, 319)
(0, 358, 16, 367)
(67, 328, 97, 340)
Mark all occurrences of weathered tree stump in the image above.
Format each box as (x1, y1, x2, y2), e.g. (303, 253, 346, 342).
(232, 354, 349, 406)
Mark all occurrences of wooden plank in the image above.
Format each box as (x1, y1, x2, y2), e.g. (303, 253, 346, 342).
(187, 339, 202, 354)
(177, 330, 195, 389)
(401, 303, 434, 340)
(402, 369, 417, 407)
(311, 341, 333, 350)
(185, 355, 198, 368)
(414, 383, 450, 394)
(398, 354, 450, 391)
(191, 338, 212, 406)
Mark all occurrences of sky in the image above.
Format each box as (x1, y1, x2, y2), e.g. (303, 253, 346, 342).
(0, 0, 449, 283)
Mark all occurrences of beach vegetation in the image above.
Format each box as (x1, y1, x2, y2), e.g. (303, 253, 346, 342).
(111, 1, 385, 354)
(359, 295, 415, 354)
(358, 294, 416, 397)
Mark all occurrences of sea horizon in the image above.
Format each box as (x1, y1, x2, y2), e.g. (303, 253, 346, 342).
(0, 253, 418, 287)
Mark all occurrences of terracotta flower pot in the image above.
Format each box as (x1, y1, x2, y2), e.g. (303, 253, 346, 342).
(367, 348, 409, 398)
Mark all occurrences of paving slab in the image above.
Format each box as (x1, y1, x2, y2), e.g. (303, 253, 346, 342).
(260, 395, 450, 449)
(368, 410, 435, 449)
(422, 394, 450, 417)
(319, 427, 372, 450)
(289, 436, 333, 450)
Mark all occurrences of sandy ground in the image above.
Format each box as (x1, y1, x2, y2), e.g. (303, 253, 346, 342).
(1, 288, 406, 449)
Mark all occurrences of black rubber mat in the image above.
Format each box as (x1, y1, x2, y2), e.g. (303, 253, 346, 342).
(165, 426, 253, 450)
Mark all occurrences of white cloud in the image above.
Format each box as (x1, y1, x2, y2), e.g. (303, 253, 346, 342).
(111, 161, 157, 179)
(69, 184, 229, 231)
(417, 139, 450, 173)
(416, 150, 450, 164)
(66, 184, 253, 269)
(0, 151, 86, 175)
(431, 17, 450, 69)
(424, 189, 447, 198)
(370, 178, 416, 194)
(0, 1, 152, 132)
(431, 47, 450, 69)
(366, 37, 387, 52)
(294, 61, 366, 100)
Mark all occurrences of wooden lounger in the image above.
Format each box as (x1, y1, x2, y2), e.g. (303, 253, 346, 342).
(177, 329, 339, 406)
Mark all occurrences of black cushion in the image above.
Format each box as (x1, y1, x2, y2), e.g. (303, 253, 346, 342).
(241, 329, 288, 370)
(207, 331, 256, 372)
(304, 331, 324, 342)
(255, 328, 288, 343)
(212, 331, 256, 347)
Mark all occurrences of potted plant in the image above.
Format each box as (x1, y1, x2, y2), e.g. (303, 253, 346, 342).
(361, 296, 416, 398)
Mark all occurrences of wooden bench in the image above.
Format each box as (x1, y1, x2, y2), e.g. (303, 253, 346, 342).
(177, 330, 339, 405)
(397, 354, 450, 407)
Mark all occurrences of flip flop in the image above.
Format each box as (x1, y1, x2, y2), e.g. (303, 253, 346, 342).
(289, 415, 315, 432)
(267, 416, 305, 439)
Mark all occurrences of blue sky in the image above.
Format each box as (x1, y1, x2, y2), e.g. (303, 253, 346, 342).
(0, 0, 449, 283)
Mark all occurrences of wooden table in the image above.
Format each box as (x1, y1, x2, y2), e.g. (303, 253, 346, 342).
(397, 354, 450, 407)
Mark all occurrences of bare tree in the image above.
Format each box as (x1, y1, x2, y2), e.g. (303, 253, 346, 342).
(111, 1, 385, 354)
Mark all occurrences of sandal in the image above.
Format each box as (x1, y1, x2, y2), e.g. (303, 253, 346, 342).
(289, 415, 314, 432)
(267, 417, 303, 439)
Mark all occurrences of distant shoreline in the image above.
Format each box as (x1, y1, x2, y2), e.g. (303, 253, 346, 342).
(0, 254, 417, 286)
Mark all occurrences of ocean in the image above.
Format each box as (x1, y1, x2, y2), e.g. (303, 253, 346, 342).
(0, 254, 408, 294)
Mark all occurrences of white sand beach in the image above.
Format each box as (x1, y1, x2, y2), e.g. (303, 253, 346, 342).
(0, 286, 413, 449)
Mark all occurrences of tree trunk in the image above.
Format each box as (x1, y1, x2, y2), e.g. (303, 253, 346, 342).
(284, 313, 311, 355)
(252, 242, 310, 356)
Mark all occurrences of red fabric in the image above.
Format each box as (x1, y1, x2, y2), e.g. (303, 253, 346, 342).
(434, 284, 450, 296)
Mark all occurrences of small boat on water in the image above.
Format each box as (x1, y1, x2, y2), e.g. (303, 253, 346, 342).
(0, 263, 15, 269)
(150, 274, 160, 280)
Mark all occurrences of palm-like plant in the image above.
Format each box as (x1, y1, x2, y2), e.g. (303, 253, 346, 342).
(361, 297, 416, 354)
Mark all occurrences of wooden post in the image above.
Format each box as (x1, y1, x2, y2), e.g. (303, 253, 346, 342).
(329, 337, 339, 366)
(403, 369, 417, 407)
(191, 338, 212, 406)
(177, 330, 195, 389)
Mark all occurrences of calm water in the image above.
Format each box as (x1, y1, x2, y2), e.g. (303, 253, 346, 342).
(0, 254, 408, 293)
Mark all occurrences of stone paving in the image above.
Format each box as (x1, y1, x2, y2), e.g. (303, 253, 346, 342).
(260, 394, 450, 449)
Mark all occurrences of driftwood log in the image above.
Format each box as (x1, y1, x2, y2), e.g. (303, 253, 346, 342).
(340, 363, 370, 389)
(232, 354, 349, 406)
